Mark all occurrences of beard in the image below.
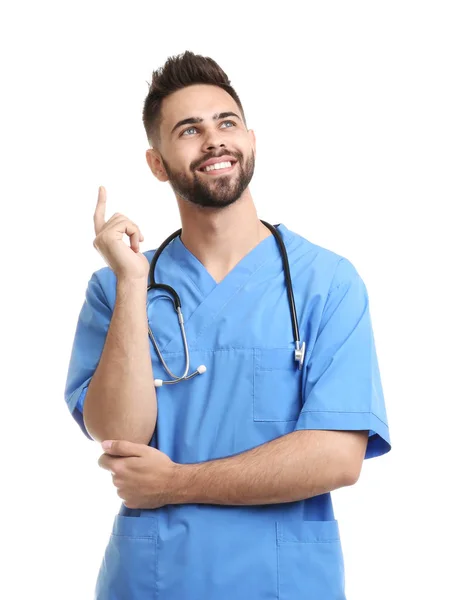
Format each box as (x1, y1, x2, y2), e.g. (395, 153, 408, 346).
(161, 151, 255, 209)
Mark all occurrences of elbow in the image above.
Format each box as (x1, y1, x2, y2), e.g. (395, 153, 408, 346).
(341, 466, 361, 487)
(338, 430, 368, 487)
(339, 454, 366, 488)
(84, 419, 156, 446)
(331, 462, 361, 490)
(83, 407, 157, 446)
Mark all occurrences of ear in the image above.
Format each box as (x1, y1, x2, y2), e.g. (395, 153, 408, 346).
(146, 148, 169, 182)
(248, 129, 256, 156)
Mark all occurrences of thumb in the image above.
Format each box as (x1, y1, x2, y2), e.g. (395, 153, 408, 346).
(101, 440, 143, 457)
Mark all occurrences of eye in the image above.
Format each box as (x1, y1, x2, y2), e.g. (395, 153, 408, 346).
(181, 120, 237, 137)
(181, 126, 198, 136)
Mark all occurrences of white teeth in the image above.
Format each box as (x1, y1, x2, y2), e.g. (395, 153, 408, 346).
(203, 161, 233, 172)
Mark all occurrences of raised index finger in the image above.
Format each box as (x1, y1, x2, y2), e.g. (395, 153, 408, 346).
(94, 186, 106, 235)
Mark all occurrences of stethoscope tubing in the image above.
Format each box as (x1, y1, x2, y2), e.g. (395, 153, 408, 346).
(260, 221, 300, 347)
(146, 221, 302, 385)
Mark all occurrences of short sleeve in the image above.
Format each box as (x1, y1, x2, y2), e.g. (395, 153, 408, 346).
(64, 272, 112, 440)
(295, 260, 391, 459)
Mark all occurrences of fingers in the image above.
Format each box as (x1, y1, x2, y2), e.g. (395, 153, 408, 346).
(94, 211, 145, 250)
(94, 186, 106, 235)
(93, 187, 145, 253)
(98, 454, 114, 471)
(110, 220, 142, 252)
(101, 440, 143, 457)
(128, 228, 143, 253)
(120, 221, 143, 252)
(130, 231, 139, 252)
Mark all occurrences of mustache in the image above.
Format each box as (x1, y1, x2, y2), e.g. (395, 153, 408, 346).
(193, 151, 241, 171)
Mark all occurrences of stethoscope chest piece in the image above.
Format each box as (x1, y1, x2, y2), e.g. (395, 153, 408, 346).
(295, 341, 306, 370)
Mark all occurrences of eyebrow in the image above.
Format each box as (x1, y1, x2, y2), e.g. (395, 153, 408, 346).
(171, 111, 242, 135)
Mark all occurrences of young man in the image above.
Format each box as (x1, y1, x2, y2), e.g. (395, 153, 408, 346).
(65, 51, 391, 599)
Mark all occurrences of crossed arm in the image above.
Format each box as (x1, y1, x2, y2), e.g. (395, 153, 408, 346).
(170, 428, 369, 505)
(99, 428, 369, 508)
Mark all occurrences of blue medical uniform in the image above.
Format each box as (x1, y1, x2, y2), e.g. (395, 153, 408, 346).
(64, 223, 391, 599)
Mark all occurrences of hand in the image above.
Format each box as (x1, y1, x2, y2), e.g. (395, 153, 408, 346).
(93, 186, 150, 281)
(98, 440, 178, 509)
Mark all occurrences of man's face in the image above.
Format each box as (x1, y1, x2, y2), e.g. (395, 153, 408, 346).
(150, 84, 256, 209)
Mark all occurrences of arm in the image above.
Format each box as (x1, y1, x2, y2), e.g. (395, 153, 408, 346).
(83, 277, 157, 444)
(172, 429, 369, 505)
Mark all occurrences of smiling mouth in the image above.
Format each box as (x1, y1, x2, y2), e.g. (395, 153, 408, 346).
(197, 161, 238, 175)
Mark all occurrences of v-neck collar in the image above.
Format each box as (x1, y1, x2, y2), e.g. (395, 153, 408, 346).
(167, 223, 295, 298)
(156, 223, 297, 352)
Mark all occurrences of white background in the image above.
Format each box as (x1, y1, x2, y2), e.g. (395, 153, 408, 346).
(1, 1, 451, 598)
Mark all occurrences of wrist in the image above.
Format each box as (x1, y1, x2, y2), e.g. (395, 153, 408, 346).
(170, 463, 203, 505)
(116, 276, 148, 287)
(116, 277, 149, 297)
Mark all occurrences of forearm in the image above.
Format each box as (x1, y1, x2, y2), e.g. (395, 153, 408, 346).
(173, 430, 362, 505)
(83, 277, 157, 444)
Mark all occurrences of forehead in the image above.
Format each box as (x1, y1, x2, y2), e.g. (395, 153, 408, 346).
(160, 84, 241, 131)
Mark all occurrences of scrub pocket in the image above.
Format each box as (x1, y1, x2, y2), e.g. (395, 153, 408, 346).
(95, 514, 158, 600)
(254, 348, 303, 421)
(277, 519, 346, 600)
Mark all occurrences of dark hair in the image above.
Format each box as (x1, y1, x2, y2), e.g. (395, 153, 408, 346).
(142, 51, 247, 148)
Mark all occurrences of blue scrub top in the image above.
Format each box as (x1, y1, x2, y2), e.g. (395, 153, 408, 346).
(64, 223, 391, 600)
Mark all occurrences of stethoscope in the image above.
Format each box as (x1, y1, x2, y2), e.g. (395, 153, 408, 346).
(147, 221, 306, 387)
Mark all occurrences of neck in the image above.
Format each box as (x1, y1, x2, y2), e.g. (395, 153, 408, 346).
(177, 191, 272, 283)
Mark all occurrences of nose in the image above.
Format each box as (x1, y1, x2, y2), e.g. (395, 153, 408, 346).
(201, 129, 227, 153)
